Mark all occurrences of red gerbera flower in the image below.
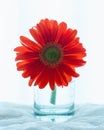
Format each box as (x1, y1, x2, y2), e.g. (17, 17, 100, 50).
(14, 18, 86, 90)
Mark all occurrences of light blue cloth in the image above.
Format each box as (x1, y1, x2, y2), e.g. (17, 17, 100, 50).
(0, 102, 104, 130)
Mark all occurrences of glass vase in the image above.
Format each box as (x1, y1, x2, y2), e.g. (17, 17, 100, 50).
(34, 81, 75, 118)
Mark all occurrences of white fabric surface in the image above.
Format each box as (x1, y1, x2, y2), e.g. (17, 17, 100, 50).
(0, 102, 104, 130)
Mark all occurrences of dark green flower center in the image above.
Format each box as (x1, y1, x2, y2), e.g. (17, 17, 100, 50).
(44, 46, 60, 63)
(40, 43, 63, 66)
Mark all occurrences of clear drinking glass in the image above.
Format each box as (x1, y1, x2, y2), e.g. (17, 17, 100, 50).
(34, 80, 75, 116)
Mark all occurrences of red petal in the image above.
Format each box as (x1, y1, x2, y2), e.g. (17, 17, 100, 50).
(64, 45, 86, 58)
(29, 28, 45, 46)
(61, 29, 77, 46)
(22, 70, 30, 78)
(28, 78, 35, 86)
(38, 76, 48, 89)
(48, 68, 55, 90)
(17, 60, 44, 86)
(15, 51, 39, 61)
(38, 68, 49, 89)
(22, 63, 42, 79)
(63, 37, 80, 49)
(64, 56, 86, 67)
(36, 19, 51, 43)
(48, 20, 58, 41)
(56, 65, 71, 85)
(16, 59, 40, 71)
(28, 62, 44, 86)
(34, 66, 48, 88)
(60, 63, 79, 77)
(55, 22, 67, 43)
(54, 69, 63, 86)
(20, 36, 40, 51)
(14, 46, 31, 53)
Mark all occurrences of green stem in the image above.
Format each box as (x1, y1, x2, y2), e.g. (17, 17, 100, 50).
(50, 86, 56, 105)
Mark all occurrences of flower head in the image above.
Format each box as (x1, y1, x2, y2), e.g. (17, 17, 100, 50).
(14, 18, 86, 90)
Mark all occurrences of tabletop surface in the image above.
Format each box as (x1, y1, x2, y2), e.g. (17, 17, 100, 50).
(0, 102, 104, 130)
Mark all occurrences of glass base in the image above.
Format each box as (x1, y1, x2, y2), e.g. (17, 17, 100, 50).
(34, 103, 74, 116)
(34, 114, 74, 123)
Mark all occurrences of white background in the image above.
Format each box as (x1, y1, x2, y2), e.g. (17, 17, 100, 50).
(0, 0, 104, 105)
